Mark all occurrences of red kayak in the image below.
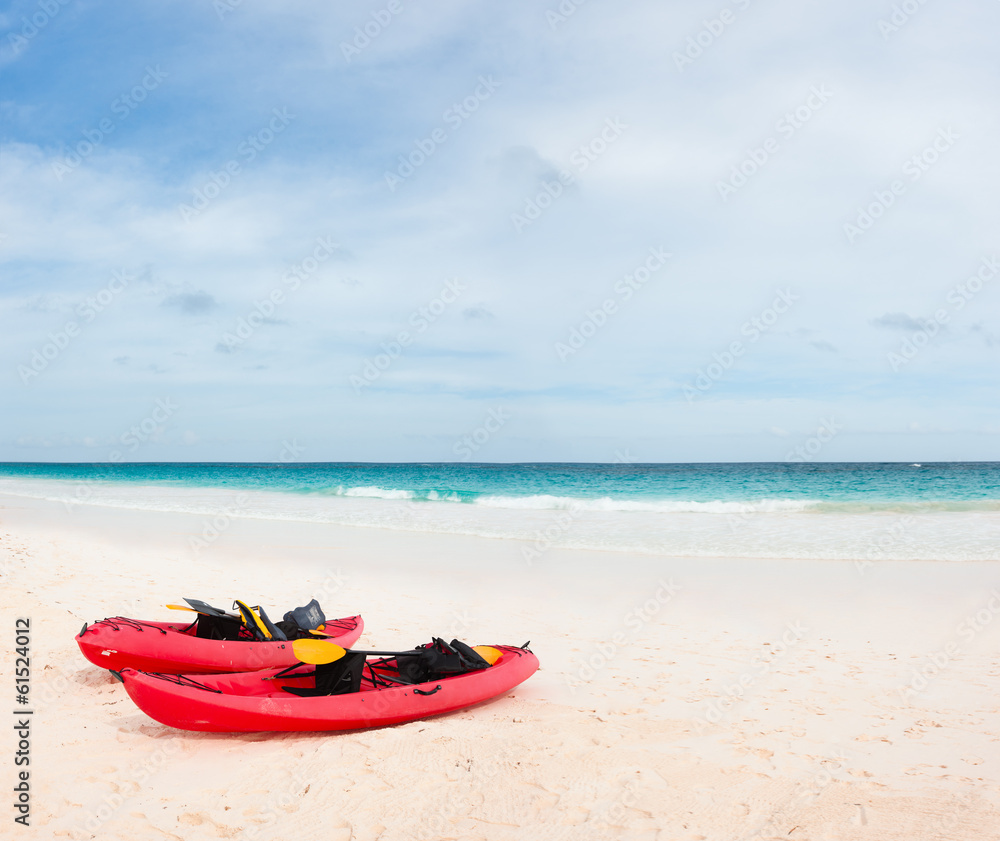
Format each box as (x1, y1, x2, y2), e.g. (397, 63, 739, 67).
(77, 612, 364, 674)
(116, 641, 539, 732)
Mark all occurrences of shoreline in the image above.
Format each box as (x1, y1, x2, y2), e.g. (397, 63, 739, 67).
(1, 494, 998, 839)
(2, 479, 998, 563)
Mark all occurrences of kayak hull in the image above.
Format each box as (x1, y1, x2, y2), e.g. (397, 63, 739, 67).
(119, 645, 539, 732)
(77, 615, 364, 674)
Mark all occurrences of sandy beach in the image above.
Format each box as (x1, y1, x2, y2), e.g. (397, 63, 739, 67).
(7, 0, 1000, 837)
(2, 492, 998, 840)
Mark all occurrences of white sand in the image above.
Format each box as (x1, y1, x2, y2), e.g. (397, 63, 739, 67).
(1, 493, 999, 840)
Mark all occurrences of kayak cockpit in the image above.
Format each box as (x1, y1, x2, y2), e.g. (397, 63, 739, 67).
(130, 640, 517, 700)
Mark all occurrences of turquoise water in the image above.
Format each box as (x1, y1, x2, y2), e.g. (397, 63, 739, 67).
(0, 462, 999, 511)
(1, 462, 998, 560)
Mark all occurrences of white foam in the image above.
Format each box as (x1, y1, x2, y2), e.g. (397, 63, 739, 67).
(471, 494, 814, 513)
(336, 485, 416, 500)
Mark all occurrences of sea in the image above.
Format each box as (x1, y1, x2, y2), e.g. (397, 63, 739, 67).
(0, 462, 997, 562)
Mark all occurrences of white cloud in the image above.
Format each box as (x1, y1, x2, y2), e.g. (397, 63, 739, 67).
(2, 0, 999, 460)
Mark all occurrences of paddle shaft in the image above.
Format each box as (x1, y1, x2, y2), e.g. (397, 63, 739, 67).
(167, 604, 240, 619)
(348, 649, 422, 658)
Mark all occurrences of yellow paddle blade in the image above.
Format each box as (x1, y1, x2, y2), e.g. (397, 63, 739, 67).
(166, 604, 197, 612)
(308, 629, 335, 637)
(292, 639, 346, 665)
(473, 645, 502, 666)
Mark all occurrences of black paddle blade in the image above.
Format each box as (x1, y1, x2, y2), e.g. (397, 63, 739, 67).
(183, 598, 227, 617)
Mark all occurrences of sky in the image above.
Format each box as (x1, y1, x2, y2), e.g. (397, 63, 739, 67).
(1, 0, 998, 463)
